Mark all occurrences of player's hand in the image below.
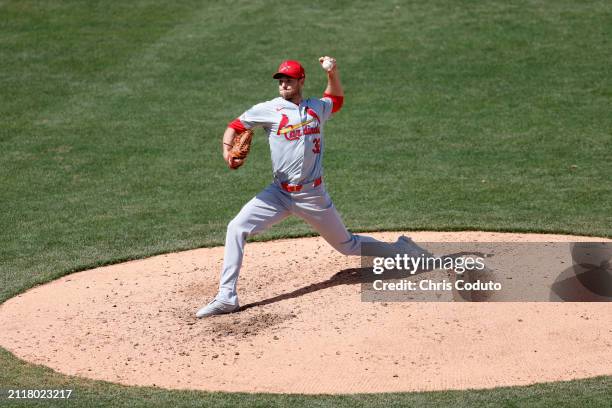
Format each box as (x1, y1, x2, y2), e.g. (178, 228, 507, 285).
(319, 56, 337, 74)
(223, 150, 243, 170)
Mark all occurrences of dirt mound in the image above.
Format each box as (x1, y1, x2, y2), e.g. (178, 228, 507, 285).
(0, 231, 610, 394)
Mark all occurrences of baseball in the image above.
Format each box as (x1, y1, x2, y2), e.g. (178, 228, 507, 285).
(321, 58, 334, 71)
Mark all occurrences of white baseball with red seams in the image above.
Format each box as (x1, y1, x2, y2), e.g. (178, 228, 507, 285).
(197, 59, 427, 315)
(322, 58, 334, 71)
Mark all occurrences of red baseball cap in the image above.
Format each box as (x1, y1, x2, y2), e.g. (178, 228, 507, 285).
(272, 60, 305, 79)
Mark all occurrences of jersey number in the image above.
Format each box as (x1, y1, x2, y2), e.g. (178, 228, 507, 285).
(312, 138, 321, 154)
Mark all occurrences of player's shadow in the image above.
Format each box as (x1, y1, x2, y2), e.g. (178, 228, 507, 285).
(239, 267, 369, 311)
(239, 251, 483, 311)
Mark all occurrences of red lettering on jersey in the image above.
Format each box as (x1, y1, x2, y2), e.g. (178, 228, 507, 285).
(312, 138, 321, 154)
(277, 109, 321, 141)
(278, 114, 302, 141)
(304, 126, 320, 135)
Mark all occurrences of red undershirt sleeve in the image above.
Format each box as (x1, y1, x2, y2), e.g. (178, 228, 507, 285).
(228, 118, 247, 133)
(323, 92, 344, 113)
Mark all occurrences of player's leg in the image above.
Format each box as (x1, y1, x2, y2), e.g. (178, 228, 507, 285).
(197, 184, 290, 317)
(293, 189, 402, 257)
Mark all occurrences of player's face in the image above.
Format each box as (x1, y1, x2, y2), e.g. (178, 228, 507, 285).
(278, 76, 304, 101)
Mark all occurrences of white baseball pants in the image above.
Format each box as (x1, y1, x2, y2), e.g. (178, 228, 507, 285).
(215, 182, 400, 306)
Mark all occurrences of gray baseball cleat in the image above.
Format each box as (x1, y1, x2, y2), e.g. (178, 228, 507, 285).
(195, 299, 239, 318)
(396, 235, 433, 258)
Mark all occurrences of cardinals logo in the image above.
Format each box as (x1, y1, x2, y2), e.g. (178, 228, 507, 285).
(277, 108, 321, 141)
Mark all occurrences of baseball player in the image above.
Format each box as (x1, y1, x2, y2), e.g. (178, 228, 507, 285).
(196, 57, 429, 317)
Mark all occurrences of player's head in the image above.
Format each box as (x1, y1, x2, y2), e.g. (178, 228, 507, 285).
(273, 60, 305, 101)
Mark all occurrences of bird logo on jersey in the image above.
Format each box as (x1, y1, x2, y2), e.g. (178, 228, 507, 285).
(277, 108, 321, 141)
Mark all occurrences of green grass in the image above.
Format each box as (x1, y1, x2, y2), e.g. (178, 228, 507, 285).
(1, 345, 611, 407)
(1, 0, 611, 406)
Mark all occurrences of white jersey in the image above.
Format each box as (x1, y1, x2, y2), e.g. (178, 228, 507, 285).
(238, 96, 334, 185)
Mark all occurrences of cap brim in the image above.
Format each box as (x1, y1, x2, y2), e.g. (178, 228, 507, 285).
(272, 72, 303, 79)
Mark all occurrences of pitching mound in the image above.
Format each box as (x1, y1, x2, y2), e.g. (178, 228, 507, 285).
(1, 231, 611, 394)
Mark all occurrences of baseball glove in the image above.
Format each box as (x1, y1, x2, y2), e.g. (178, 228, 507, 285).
(228, 129, 253, 169)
